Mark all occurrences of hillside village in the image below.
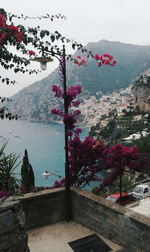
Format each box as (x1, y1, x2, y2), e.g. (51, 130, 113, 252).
(79, 85, 134, 128)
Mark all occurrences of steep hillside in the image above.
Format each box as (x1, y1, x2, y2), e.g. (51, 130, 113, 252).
(132, 74, 150, 112)
(8, 40, 150, 120)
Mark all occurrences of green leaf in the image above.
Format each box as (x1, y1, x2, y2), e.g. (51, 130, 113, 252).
(72, 43, 76, 50)
(40, 30, 45, 38)
(51, 35, 55, 42)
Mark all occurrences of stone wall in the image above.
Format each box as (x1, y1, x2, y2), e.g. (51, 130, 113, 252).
(71, 187, 150, 252)
(0, 196, 29, 252)
(18, 187, 66, 229)
(1, 187, 149, 251)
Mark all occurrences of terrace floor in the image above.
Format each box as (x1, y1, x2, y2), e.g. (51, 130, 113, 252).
(28, 221, 123, 252)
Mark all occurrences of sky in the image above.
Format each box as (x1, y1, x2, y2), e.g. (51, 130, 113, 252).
(1, 0, 150, 97)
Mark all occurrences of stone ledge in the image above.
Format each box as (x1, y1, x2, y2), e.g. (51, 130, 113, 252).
(71, 187, 150, 226)
(71, 187, 150, 252)
(17, 187, 64, 200)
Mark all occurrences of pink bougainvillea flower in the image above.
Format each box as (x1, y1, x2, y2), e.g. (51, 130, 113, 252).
(74, 56, 86, 66)
(94, 53, 117, 67)
(81, 59, 86, 64)
(110, 60, 117, 66)
(94, 54, 100, 60)
(73, 109, 81, 117)
(74, 60, 78, 65)
(0, 14, 24, 44)
(15, 31, 23, 43)
(28, 50, 36, 55)
(76, 128, 82, 133)
(53, 178, 65, 188)
(51, 85, 63, 98)
(75, 128, 82, 137)
(0, 13, 6, 29)
(98, 62, 102, 67)
(63, 114, 76, 130)
(1, 33, 6, 39)
(0, 33, 6, 44)
(51, 108, 63, 117)
(67, 85, 82, 97)
(72, 100, 80, 107)
(8, 25, 19, 32)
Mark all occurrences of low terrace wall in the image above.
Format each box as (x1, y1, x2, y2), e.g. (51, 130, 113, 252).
(18, 187, 66, 229)
(72, 187, 150, 252)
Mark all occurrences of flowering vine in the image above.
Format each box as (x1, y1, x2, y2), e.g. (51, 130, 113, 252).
(0, 8, 94, 121)
(50, 53, 149, 192)
(98, 144, 148, 191)
(0, 13, 24, 44)
(51, 54, 115, 188)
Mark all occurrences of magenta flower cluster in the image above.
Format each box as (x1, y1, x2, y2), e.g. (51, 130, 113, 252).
(0, 13, 23, 44)
(94, 53, 117, 67)
(54, 140, 148, 189)
(74, 56, 86, 66)
(51, 85, 63, 98)
(100, 144, 147, 190)
(0, 191, 12, 198)
(51, 85, 82, 107)
(51, 84, 82, 136)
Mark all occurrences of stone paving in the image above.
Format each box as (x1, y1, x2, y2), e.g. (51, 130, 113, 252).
(28, 221, 123, 252)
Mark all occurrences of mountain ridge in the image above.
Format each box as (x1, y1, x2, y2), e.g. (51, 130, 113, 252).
(8, 40, 150, 121)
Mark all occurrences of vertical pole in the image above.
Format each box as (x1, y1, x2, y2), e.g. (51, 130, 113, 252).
(119, 171, 122, 199)
(62, 45, 71, 220)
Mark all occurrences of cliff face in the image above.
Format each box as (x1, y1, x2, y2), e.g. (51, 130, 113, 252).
(132, 75, 150, 112)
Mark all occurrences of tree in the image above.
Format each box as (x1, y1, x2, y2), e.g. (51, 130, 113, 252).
(28, 164, 35, 188)
(21, 149, 35, 191)
(99, 144, 148, 197)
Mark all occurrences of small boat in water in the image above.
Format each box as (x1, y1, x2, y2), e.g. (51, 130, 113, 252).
(42, 170, 62, 178)
(42, 171, 51, 177)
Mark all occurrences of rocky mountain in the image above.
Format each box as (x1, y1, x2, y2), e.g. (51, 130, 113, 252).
(8, 40, 150, 121)
(132, 74, 150, 112)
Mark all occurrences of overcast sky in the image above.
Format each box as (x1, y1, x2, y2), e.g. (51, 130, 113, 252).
(1, 0, 150, 97)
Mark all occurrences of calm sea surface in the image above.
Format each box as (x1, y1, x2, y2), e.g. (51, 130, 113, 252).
(0, 119, 89, 187)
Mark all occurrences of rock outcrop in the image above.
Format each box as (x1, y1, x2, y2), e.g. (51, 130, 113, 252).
(132, 74, 150, 112)
(0, 197, 30, 252)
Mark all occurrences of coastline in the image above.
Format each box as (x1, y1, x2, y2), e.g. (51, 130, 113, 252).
(20, 118, 89, 130)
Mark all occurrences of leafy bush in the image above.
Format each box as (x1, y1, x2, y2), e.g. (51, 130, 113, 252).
(0, 142, 20, 192)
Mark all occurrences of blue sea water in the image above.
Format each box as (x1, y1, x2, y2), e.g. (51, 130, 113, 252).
(0, 119, 88, 187)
